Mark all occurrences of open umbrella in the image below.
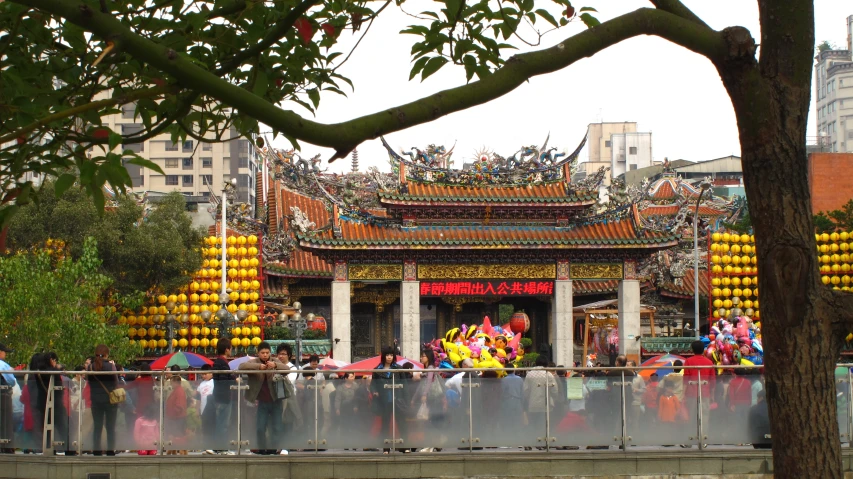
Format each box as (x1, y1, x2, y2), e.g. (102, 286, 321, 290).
(339, 355, 423, 375)
(638, 353, 686, 379)
(318, 357, 349, 371)
(149, 351, 213, 370)
(228, 355, 256, 370)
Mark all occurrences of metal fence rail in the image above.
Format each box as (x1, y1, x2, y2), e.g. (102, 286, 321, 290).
(0, 365, 843, 455)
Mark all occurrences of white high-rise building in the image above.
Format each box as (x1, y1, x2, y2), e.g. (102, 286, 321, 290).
(610, 131, 653, 179)
(814, 15, 853, 153)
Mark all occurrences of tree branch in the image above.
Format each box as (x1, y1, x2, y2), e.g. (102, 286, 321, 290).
(0, 85, 175, 145)
(649, 0, 709, 28)
(19, 0, 727, 160)
(214, 0, 322, 76)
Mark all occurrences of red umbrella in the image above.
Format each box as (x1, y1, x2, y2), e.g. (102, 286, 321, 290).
(149, 351, 213, 370)
(339, 355, 423, 375)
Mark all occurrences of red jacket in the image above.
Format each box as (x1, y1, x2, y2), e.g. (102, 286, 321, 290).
(682, 355, 716, 399)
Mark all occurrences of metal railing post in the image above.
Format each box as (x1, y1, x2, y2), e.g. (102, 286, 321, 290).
(314, 378, 320, 453)
(157, 373, 164, 455)
(233, 377, 249, 455)
(545, 373, 552, 452)
(42, 375, 55, 455)
(847, 369, 852, 446)
(76, 377, 83, 455)
(0, 379, 10, 450)
(697, 370, 705, 450)
(467, 373, 473, 452)
(620, 371, 628, 451)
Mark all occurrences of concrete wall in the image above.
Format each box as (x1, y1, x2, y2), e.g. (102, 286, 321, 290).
(809, 152, 853, 213)
(5, 449, 845, 479)
(610, 132, 653, 179)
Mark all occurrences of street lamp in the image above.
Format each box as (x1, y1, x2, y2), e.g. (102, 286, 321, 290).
(278, 302, 307, 365)
(693, 178, 712, 338)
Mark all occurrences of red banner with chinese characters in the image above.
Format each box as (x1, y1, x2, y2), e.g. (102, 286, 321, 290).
(419, 280, 554, 296)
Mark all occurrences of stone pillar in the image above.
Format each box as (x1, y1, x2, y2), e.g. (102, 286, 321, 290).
(618, 279, 641, 364)
(400, 281, 420, 360)
(331, 262, 351, 363)
(552, 279, 573, 367)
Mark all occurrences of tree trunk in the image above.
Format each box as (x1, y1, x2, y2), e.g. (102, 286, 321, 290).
(715, 21, 845, 476)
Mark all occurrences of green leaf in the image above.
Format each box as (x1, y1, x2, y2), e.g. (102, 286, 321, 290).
(126, 157, 165, 175)
(54, 174, 77, 197)
(579, 12, 600, 28)
(535, 9, 559, 27)
(579, 7, 597, 13)
(409, 56, 431, 80)
(307, 88, 320, 108)
(108, 131, 122, 151)
(252, 68, 269, 97)
(420, 56, 449, 81)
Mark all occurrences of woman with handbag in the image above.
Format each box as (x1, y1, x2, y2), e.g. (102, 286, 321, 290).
(87, 344, 120, 456)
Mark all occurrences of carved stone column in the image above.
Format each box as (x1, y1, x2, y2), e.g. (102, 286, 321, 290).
(618, 280, 641, 364)
(331, 262, 351, 363)
(552, 277, 573, 368)
(400, 260, 420, 359)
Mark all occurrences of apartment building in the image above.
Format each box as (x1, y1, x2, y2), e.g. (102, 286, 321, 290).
(93, 102, 259, 211)
(814, 15, 853, 153)
(610, 131, 653, 179)
(583, 121, 654, 184)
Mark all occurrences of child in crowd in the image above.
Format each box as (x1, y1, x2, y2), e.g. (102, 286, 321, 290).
(134, 405, 158, 456)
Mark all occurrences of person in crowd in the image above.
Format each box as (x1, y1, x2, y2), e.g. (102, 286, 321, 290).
(197, 365, 214, 418)
(42, 352, 70, 455)
(134, 404, 158, 455)
(87, 345, 119, 456)
(238, 341, 287, 455)
(165, 375, 188, 455)
(276, 344, 301, 455)
(500, 365, 524, 419)
(522, 355, 556, 449)
(627, 360, 646, 431)
(657, 384, 681, 439)
(748, 390, 771, 449)
(658, 360, 685, 402)
(305, 354, 325, 382)
(0, 343, 16, 454)
(207, 340, 235, 455)
(682, 340, 716, 425)
(643, 373, 661, 428)
(371, 346, 401, 454)
(335, 372, 361, 447)
(396, 363, 415, 453)
(727, 368, 753, 413)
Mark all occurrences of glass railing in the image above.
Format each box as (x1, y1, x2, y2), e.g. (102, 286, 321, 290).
(0, 365, 848, 455)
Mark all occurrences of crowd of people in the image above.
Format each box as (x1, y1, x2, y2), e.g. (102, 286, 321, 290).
(0, 339, 776, 456)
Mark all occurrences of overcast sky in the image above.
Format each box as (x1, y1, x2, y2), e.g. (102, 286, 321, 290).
(267, 1, 851, 174)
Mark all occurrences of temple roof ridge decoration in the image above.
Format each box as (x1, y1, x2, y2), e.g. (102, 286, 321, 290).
(380, 133, 588, 189)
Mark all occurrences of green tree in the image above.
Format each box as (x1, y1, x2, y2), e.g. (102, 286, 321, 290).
(814, 212, 837, 234)
(5, 186, 204, 295)
(4, 0, 852, 476)
(0, 237, 139, 368)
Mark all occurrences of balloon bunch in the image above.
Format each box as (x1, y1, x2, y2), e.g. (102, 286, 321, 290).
(702, 317, 763, 368)
(426, 316, 528, 374)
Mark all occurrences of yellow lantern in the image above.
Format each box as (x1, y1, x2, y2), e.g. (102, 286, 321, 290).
(832, 243, 840, 253)
(179, 328, 188, 337)
(239, 258, 249, 268)
(248, 304, 258, 313)
(248, 268, 258, 278)
(730, 234, 740, 244)
(743, 300, 753, 309)
(841, 232, 850, 242)
(227, 304, 238, 313)
(712, 233, 722, 242)
(821, 254, 831, 264)
(722, 288, 731, 297)
(200, 293, 210, 303)
(713, 299, 723, 309)
(209, 293, 219, 303)
(844, 264, 851, 273)
(754, 300, 759, 308)
(720, 244, 730, 253)
(178, 338, 188, 348)
(731, 245, 741, 254)
(190, 313, 199, 323)
(231, 337, 241, 347)
(190, 338, 200, 348)
(138, 339, 149, 349)
(248, 235, 258, 245)
(712, 265, 722, 273)
(210, 281, 221, 292)
(211, 338, 219, 348)
(238, 268, 248, 278)
(240, 292, 250, 302)
(158, 295, 168, 304)
(241, 280, 251, 290)
(754, 287, 759, 297)
(129, 327, 138, 337)
(731, 277, 741, 286)
(740, 234, 749, 243)
(248, 314, 258, 323)
(190, 293, 200, 303)
(200, 281, 210, 291)
(843, 275, 851, 285)
(202, 327, 211, 336)
(713, 310, 721, 319)
(248, 247, 259, 257)
(228, 259, 239, 269)
(743, 288, 752, 297)
(832, 275, 842, 285)
(742, 245, 751, 254)
(741, 255, 750, 265)
(711, 243, 720, 252)
(200, 338, 210, 348)
(250, 292, 259, 302)
(251, 337, 262, 347)
(722, 233, 731, 242)
(731, 255, 741, 265)
(249, 258, 259, 267)
(237, 303, 248, 312)
(227, 246, 237, 257)
(227, 236, 237, 246)
(158, 339, 168, 349)
(228, 269, 238, 278)
(721, 255, 731, 264)
(721, 277, 731, 286)
(238, 247, 248, 257)
(723, 299, 733, 309)
(229, 291, 240, 302)
(191, 326, 201, 336)
(724, 265, 734, 274)
(831, 232, 840, 242)
(821, 233, 830, 243)
(733, 288, 743, 297)
(842, 244, 850, 252)
(240, 338, 251, 348)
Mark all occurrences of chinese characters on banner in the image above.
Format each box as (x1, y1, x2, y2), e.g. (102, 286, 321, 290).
(419, 280, 554, 296)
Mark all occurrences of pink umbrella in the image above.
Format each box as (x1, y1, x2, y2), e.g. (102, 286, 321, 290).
(318, 357, 349, 370)
(339, 355, 424, 376)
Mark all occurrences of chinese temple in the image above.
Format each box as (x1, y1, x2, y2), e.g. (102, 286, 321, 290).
(250, 134, 682, 366)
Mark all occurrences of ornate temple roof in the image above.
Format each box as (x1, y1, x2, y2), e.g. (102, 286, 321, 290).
(640, 205, 727, 217)
(659, 268, 711, 299)
(378, 181, 595, 206)
(297, 216, 677, 250)
(264, 187, 333, 278)
(648, 176, 703, 200)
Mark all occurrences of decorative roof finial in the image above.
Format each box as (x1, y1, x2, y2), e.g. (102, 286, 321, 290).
(351, 148, 359, 173)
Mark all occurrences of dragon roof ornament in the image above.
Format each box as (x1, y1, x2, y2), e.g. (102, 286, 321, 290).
(380, 133, 587, 187)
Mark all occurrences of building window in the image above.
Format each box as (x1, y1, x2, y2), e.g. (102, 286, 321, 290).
(165, 141, 179, 151)
(165, 175, 179, 186)
(201, 191, 210, 198)
(121, 104, 136, 119)
(121, 124, 144, 153)
(238, 157, 249, 168)
(629, 164, 638, 171)
(629, 146, 638, 155)
(182, 140, 193, 152)
(165, 158, 179, 168)
(202, 157, 213, 168)
(183, 175, 193, 186)
(604, 140, 611, 148)
(201, 175, 213, 185)
(183, 157, 194, 169)
(202, 143, 213, 151)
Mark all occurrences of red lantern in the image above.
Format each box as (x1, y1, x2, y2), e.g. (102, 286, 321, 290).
(509, 311, 530, 334)
(308, 316, 327, 334)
